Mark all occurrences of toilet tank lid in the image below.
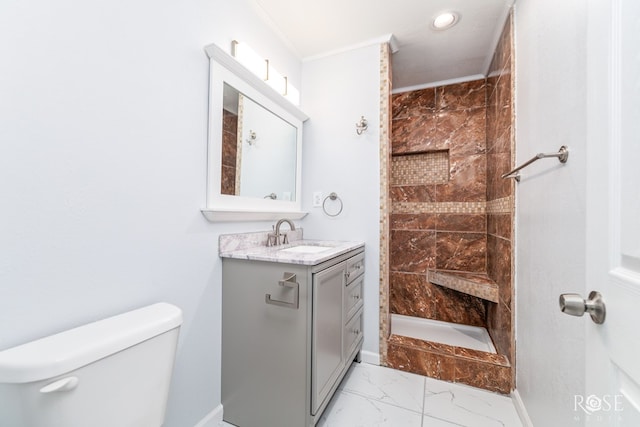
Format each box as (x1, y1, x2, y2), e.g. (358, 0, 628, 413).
(0, 302, 183, 384)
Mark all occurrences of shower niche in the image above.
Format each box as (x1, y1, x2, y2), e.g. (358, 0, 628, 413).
(382, 13, 514, 394)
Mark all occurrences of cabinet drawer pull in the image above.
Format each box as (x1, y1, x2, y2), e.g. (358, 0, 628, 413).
(265, 272, 299, 309)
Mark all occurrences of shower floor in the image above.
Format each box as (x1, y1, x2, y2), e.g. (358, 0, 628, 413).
(391, 314, 496, 354)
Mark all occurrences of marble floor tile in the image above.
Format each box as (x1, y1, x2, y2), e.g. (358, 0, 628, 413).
(422, 415, 465, 426)
(338, 362, 426, 413)
(221, 362, 523, 427)
(317, 389, 423, 427)
(423, 376, 522, 426)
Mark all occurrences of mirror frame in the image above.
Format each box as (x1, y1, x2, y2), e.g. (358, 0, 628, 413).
(202, 44, 309, 222)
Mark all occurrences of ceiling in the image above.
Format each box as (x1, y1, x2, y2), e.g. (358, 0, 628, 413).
(252, 0, 514, 91)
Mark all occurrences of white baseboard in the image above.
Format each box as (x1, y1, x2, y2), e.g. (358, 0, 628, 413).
(359, 350, 380, 365)
(194, 404, 223, 427)
(511, 389, 533, 427)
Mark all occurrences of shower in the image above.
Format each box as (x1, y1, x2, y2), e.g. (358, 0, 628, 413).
(379, 13, 515, 394)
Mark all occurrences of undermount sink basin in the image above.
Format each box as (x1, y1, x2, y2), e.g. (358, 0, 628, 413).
(279, 245, 332, 254)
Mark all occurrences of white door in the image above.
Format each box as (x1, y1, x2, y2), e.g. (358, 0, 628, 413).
(581, 0, 640, 425)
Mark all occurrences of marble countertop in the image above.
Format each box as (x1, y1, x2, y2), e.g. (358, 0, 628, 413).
(219, 230, 364, 266)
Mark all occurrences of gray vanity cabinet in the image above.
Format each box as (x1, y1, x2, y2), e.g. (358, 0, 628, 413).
(311, 261, 345, 414)
(221, 248, 364, 427)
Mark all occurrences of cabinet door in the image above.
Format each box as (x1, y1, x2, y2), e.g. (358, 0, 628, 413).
(222, 261, 308, 427)
(311, 261, 345, 414)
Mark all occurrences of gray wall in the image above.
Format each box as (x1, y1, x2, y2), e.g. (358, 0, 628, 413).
(301, 44, 382, 361)
(0, 1, 303, 425)
(514, 0, 588, 425)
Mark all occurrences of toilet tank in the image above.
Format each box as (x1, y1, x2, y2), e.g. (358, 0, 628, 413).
(0, 303, 182, 427)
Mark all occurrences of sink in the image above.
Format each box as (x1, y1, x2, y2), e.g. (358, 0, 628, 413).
(279, 245, 332, 254)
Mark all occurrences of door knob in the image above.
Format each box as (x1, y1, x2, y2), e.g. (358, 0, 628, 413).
(559, 291, 606, 324)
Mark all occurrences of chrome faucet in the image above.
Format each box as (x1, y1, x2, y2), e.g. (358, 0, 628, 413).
(267, 218, 296, 246)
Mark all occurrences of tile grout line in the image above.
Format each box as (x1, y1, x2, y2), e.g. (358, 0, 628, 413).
(421, 377, 426, 427)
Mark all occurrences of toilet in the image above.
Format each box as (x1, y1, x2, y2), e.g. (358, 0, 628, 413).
(0, 302, 182, 427)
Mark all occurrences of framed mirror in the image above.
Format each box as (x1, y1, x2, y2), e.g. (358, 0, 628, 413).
(202, 44, 308, 221)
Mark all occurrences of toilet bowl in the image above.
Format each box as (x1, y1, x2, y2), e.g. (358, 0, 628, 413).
(0, 302, 182, 427)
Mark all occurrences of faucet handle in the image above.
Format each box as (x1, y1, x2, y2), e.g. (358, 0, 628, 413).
(282, 233, 289, 244)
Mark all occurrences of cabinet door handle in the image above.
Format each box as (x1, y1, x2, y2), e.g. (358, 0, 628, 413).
(265, 272, 299, 309)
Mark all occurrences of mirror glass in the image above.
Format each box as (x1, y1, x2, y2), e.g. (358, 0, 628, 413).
(220, 83, 297, 201)
(202, 43, 308, 221)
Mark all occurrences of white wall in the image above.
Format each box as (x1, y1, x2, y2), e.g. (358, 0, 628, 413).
(300, 44, 382, 361)
(514, 0, 588, 425)
(0, 1, 302, 426)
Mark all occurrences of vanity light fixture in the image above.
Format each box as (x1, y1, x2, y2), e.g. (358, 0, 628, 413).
(266, 65, 288, 97)
(432, 11, 460, 30)
(285, 84, 300, 105)
(231, 40, 300, 105)
(231, 40, 268, 80)
(355, 116, 368, 135)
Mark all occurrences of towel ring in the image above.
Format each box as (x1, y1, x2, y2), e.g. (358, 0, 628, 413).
(322, 192, 343, 217)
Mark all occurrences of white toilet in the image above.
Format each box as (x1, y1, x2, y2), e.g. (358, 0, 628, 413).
(0, 302, 183, 427)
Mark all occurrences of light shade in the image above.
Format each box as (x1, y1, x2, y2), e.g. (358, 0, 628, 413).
(232, 40, 268, 80)
(285, 84, 300, 105)
(231, 40, 300, 105)
(266, 65, 287, 96)
(432, 12, 459, 30)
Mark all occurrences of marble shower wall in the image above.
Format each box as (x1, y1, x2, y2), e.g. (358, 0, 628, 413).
(390, 79, 488, 327)
(382, 13, 515, 394)
(386, 12, 515, 386)
(221, 109, 238, 195)
(486, 13, 515, 370)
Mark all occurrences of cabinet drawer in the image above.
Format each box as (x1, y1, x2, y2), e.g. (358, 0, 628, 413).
(344, 275, 363, 321)
(343, 309, 363, 362)
(345, 252, 364, 284)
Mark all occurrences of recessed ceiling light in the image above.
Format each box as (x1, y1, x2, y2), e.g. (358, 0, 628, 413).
(432, 12, 459, 30)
